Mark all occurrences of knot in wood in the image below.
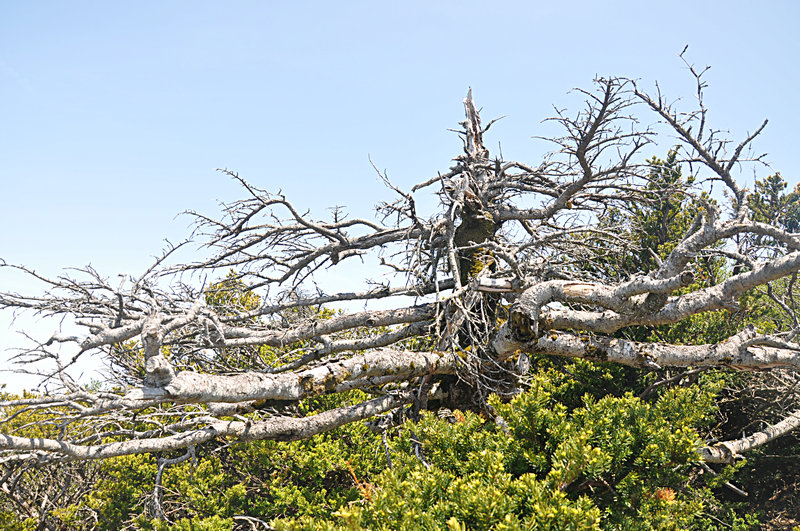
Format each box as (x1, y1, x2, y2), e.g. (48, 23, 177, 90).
(509, 310, 536, 342)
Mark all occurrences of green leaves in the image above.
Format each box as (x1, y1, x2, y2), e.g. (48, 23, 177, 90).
(274, 375, 721, 529)
(1, 373, 751, 529)
(747, 173, 800, 233)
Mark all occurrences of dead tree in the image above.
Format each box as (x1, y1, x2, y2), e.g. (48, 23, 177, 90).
(2, 71, 799, 467)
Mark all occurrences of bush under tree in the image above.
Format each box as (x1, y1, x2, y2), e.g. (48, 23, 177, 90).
(2, 58, 800, 528)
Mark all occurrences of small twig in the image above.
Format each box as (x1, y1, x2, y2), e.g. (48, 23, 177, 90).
(152, 445, 196, 520)
(638, 368, 708, 399)
(408, 429, 430, 469)
(699, 462, 748, 498)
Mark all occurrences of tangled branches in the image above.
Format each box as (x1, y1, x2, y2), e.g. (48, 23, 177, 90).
(2, 71, 800, 468)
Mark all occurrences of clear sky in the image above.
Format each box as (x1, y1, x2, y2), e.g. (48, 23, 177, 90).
(1, 1, 798, 391)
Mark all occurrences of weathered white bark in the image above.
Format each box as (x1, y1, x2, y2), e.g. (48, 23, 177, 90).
(493, 324, 800, 370)
(699, 409, 800, 464)
(142, 315, 175, 387)
(158, 348, 455, 403)
(500, 249, 800, 337)
(0, 392, 409, 463)
(215, 304, 435, 348)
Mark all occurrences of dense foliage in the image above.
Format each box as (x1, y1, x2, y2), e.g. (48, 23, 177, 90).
(0, 369, 760, 530)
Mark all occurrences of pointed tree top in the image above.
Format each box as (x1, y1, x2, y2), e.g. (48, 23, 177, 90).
(463, 88, 488, 161)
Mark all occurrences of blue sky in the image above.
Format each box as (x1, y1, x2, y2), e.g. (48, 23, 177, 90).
(1, 1, 798, 389)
